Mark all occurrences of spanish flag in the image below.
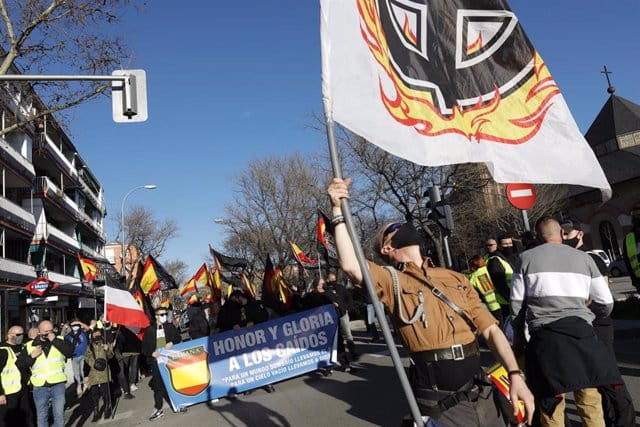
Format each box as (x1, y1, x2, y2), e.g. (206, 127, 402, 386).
(179, 278, 197, 297)
(289, 241, 318, 269)
(77, 254, 98, 283)
(140, 256, 161, 295)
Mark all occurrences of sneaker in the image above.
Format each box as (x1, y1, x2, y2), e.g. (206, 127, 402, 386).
(172, 407, 188, 414)
(130, 384, 138, 392)
(149, 409, 164, 421)
(264, 384, 275, 393)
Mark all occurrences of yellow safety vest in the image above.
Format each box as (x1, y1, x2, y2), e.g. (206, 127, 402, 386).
(0, 345, 22, 395)
(489, 255, 513, 305)
(625, 232, 640, 279)
(25, 338, 67, 387)
(468, 266, 501, 312)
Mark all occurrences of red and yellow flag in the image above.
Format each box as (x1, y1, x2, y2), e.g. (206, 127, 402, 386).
(140, 256, 161, 295)
(180, 278, 197, 297)
(289, 241, 318, 269)
(186, 294, 199, 306)
(77, 254, 98, 283)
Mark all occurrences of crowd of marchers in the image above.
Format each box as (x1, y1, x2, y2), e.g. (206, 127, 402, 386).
(3, 190, 639, 426)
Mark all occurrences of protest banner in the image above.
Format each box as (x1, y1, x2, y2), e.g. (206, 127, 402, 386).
(157, 305, 338, 410)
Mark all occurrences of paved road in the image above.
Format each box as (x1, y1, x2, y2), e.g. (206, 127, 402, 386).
(62, 325, 640, 427)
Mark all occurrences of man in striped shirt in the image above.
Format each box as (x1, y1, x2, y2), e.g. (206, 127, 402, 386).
(510, 216, 622, 427)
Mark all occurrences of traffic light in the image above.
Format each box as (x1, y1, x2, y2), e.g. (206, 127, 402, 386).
(429, 202, 454, 234)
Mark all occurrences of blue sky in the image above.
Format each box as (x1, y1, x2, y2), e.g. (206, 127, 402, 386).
(67, 1, 640, 276)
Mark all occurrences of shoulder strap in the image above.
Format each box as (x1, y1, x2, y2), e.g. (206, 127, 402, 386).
(403, 270, 478, 333)
(383, 266, 426, 327)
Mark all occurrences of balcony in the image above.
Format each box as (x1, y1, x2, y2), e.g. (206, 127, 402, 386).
(78, 173, 105, 214)
(47, 270, 83, 287)
(0, 196, 36, 233)
(0, 138, 35, 180)
(47, 223, 80, 251)
(77, 210, 106, 242)
(79, 243, 105, 261)
(0, 257, 36, 284)
(40, 134, 78, 183)
(34, 177, 106, 241)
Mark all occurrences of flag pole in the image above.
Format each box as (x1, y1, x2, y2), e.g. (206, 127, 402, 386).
(322, 108, 426, 427)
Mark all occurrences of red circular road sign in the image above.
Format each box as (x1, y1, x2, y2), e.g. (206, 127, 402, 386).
(505, 183, 537, 210)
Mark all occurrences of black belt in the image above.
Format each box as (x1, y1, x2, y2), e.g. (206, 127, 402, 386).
(411, 341, 479, 362)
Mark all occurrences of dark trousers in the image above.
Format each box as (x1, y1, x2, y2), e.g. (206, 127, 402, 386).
(0, 390, 25, 427)
(115, 353, 139, 392)
(90, 383, 111, 414)
(150, 361, 169, 410)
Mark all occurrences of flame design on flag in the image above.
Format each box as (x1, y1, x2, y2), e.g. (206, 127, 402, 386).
(356, 0, 560, 144)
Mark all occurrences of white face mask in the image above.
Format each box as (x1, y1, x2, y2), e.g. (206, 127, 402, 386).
(158, 315, 167, 323)
(72, 325, 80, 332)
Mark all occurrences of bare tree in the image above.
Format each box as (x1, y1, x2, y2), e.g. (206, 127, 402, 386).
(163, 259, 188, 286)
(123, 204, 179, 265)
(221, 153, 326, 275)
(326, 125, 452, 266)
(0, 0, 141, 135)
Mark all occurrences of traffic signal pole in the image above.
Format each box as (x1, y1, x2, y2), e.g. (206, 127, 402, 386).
(0, 71, 147, 122)
(430, 185, 452, 268)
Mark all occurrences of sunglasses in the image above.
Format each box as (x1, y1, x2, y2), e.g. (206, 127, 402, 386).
(13, 333, 24, 337)
(383, 223, 402, 240)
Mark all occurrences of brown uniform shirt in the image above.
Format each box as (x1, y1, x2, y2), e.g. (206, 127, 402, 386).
(368, 259, 497, 353)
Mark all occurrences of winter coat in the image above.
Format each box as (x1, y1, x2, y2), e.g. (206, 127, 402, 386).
(84, 341, 114, 387)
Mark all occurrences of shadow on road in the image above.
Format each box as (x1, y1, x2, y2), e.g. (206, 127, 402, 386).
(208, 399, 291, 426)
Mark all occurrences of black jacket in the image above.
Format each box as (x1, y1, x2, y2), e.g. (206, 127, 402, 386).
(114, 326, 142, 354)
(526, 316, 622, 398)
(141, 322, 181, 360)
(217, 299, 268, 332)
(188, 308, 215, 339)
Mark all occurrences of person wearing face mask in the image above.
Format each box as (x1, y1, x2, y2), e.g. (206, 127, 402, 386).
(18, 320, 73, 427)
(328, 178, 535, 427)
(0, 325, 27, 426)
(561, 218, 636, 427)
(141, 307, 182, 421)
(84, 328, 114, 421)
(623, 205, 640, 293)
(188, 295, 217, 339)
(487, 234, 517, 319)
(511, 216, 622, 427)
(64, 319, 89, 397)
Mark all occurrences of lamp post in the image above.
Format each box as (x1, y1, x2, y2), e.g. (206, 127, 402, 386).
(121, 185, 157, 275)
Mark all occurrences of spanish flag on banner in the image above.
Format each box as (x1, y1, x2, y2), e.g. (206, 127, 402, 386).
(77, 254, 98, 283)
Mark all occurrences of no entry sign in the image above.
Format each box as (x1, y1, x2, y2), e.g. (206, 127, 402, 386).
(506, 183, 537, 210)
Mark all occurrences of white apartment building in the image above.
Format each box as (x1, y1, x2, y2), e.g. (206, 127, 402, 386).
(0, 78, 108, 336)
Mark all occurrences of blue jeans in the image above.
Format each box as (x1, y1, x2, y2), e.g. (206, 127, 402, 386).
(33, 382, 65, 427)
(71, 355, 85, 385)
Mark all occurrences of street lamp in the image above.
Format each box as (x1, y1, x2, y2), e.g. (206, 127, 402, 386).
(121, 184, 157, 275)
